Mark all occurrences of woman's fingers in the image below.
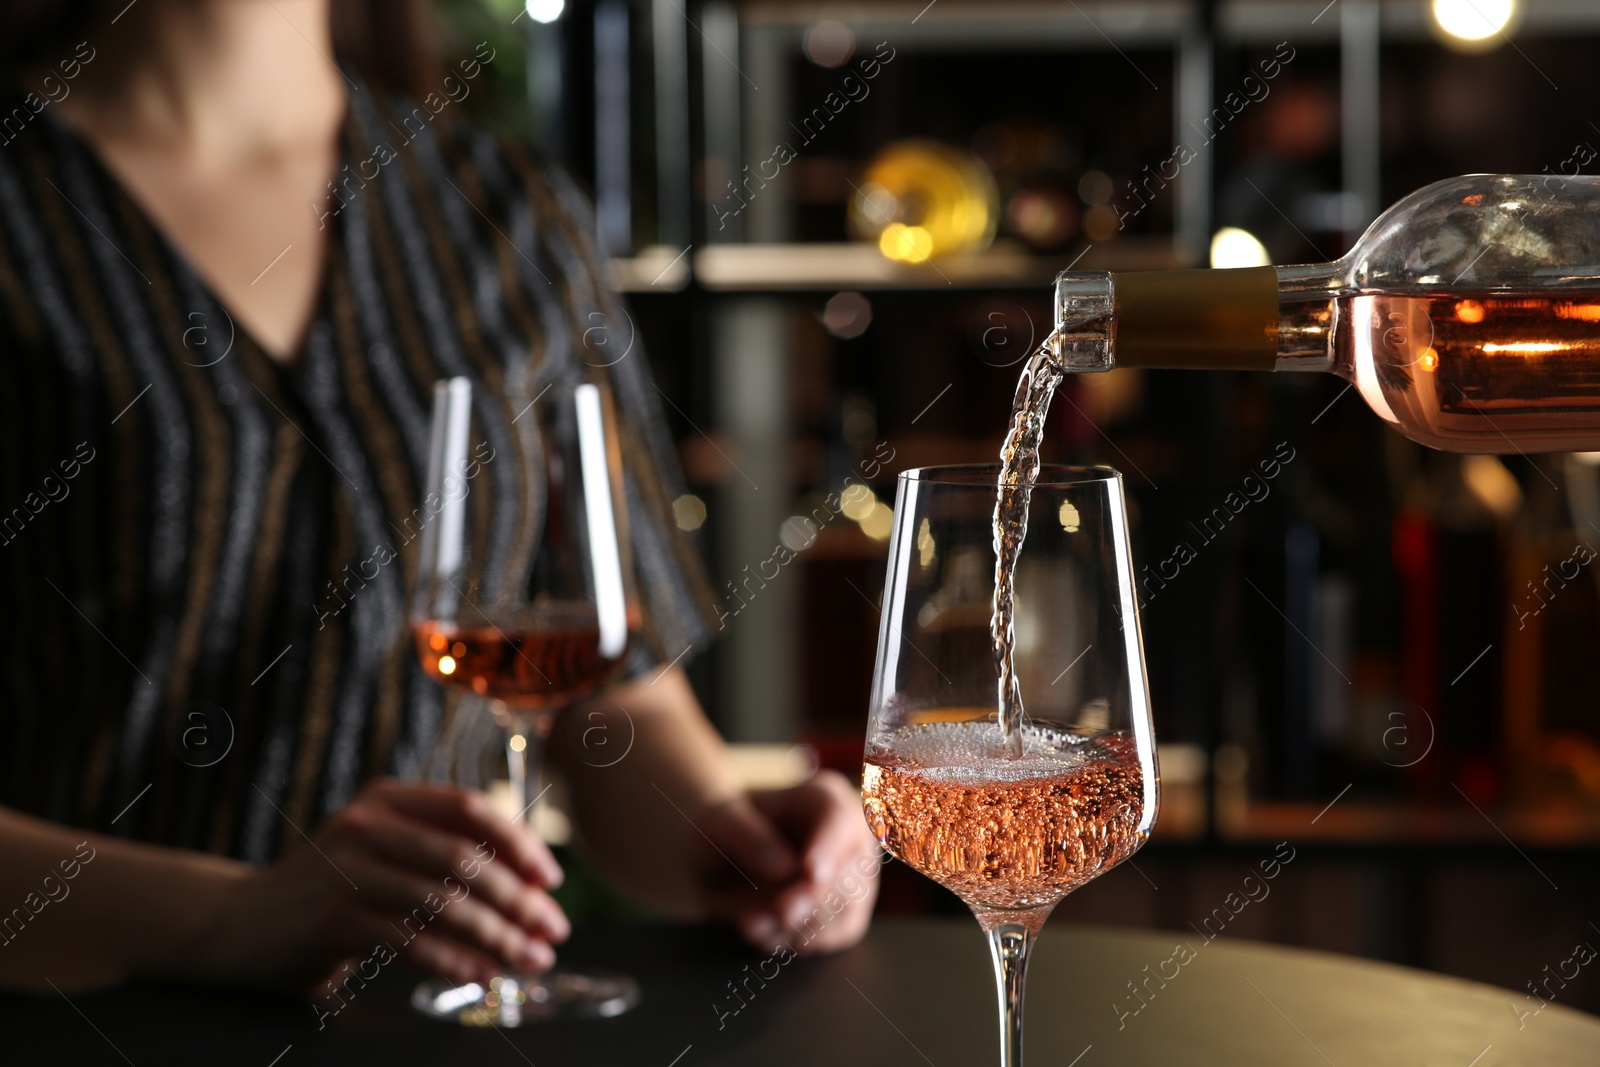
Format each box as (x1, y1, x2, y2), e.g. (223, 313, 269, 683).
(750, 771, 874, 891)
(777, 879, 872, 954)
(361, 779, 563, 888)
(401, 929, 519, 987)
(716, 774, 881, 956)
(355, 807, 570, 944)
(339, 853, 557, 973)
(695, 794, 799, 886)
(732, 867, 876, 956)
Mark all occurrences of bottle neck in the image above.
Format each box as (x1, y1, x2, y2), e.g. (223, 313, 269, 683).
(1053, 263, 1345, 374)
(1273, 261, 1345, 373)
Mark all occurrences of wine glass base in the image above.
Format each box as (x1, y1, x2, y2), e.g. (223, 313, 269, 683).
(411, 968, 641, 1026)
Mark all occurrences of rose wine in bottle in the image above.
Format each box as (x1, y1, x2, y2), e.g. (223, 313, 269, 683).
(1051, 174, 1600, 452)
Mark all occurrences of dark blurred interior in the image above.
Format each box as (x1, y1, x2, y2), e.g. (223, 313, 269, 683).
(454, 0, 1600, 1008)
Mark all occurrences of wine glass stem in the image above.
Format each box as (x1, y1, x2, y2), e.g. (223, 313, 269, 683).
(506, 719, 552, 830)
(985, 920, 1035, 1067)
(502, 717, 556, 1022)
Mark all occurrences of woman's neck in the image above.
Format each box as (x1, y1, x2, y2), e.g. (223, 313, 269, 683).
(58, 0, 345, 168)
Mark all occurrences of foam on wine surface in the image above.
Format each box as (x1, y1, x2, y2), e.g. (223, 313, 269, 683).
(877, 720, 1098, 783)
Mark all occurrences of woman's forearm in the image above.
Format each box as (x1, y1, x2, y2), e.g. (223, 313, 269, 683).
(0, 806, 247, 992)
(551, 667, 739, 916)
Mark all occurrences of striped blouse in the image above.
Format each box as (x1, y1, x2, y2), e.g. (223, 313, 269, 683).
(0, 82, 717, 863)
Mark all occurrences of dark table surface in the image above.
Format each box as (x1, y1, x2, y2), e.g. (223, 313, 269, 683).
(4, 917, 1594, 1065)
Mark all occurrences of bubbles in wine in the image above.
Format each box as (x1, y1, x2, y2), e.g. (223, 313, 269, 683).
(863, 720, 1146, 910)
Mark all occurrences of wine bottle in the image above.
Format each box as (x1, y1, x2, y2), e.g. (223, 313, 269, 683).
(1052, 174, 1600, 453)
(850, 140, 999, 263)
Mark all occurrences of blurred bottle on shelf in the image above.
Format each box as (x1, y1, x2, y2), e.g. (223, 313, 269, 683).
(972, 119, 1095, 250)
(1006, 185, 1082, 249)
(1281, 519, 1327, 798)
(1503, 454, 1600, 805)
(1391, 453, 1515, 802)
(1285, 529, 1362, 800)
(849, 140, 998, 263)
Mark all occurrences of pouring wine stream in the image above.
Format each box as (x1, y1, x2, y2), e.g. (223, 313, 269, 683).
(991, 320, 1097, 757)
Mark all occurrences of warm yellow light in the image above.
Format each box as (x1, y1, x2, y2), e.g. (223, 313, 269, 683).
(1556, 303, 1600, 322)
(1417, 347, 1439, 372)
(840, 484, 877, 521)
(1058, 500, 1081, 533)
(860, 502, 894, 541)
(672, 493, 707, 531)
(780, 515, 819, 552)
(1482, 342, 1568, 355)
(878, 223, 933, 264)
(429, 632, 448, 652)
(916, 516, 936, 567)
(1462, 454, 1522, 519)
(1432, 0, 1515, 42)
(1082, 205, 1120, 242)
(508, 734, 527, 753)
(1455, 299, 1485, 324)
(1209, 227, 1270, 269)
(437, 655, 457, 675)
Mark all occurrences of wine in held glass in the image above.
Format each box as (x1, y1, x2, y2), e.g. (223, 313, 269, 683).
(411, 376, 641, 1026)
(862, 464, 1159, 1067)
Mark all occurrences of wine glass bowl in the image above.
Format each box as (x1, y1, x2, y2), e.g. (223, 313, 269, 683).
(413, 601, 636, 713)
(861, 464, 1158, 1065)
(411, 375, 638, 715)
(409, 375, 642, 1025)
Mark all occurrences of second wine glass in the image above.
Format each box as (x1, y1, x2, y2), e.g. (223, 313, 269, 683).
(410, 375, 641, 1026)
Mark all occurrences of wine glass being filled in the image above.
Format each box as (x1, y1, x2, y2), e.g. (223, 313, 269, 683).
(862, 465, 1159, 1067)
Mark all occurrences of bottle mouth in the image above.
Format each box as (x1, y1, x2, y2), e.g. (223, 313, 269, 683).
(1049, 270, 1115, 372)
(1052, 271, 1115, 324)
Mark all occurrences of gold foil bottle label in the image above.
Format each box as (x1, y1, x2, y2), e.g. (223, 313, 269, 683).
(1113, 267, 1280, 370)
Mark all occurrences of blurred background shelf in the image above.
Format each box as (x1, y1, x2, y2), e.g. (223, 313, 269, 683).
(472, 0, 1600, 1009)
(610, 238, 1183, 292)
(1221, 800, 1600, 849)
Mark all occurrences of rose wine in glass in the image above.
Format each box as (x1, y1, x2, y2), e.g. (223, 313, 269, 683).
(411, 376, 641, 1026)
(414, 612, 628, 705)
(862, 465, 1159, 1067)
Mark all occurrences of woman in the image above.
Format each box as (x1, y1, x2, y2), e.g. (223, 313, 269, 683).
(0, 0, 878, 994)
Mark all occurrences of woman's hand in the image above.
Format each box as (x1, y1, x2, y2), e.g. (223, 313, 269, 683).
(190, 779, 569, 995)
(553, 668, 882, 955)
(693, 770, 883, 955)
